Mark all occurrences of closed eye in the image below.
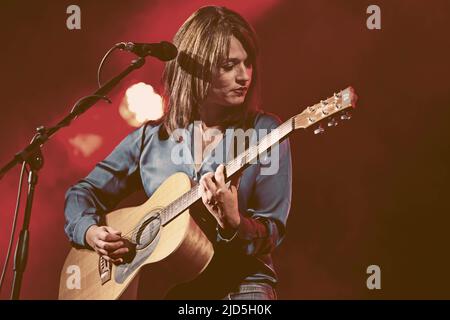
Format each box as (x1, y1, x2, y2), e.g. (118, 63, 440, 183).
(221, 60, 252, 72)
(221, 63, 234, 71)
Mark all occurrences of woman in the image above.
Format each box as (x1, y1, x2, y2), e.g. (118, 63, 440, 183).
(64, 5, 292, 300)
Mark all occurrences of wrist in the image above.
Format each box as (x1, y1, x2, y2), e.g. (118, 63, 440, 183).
(217, 224, 238, 242)
(220, 212, 241, 235)
(85, 224, 99, 249)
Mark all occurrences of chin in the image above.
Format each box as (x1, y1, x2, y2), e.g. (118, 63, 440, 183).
(224, 96, 246, 106)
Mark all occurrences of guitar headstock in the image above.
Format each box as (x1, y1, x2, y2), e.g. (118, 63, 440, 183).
(294, 87, 358, 133)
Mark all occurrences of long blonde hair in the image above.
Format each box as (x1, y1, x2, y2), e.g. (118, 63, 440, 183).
(162, 6, 260, 135)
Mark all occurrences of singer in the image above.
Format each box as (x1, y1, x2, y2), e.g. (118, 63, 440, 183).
(64, 5, 292, 300)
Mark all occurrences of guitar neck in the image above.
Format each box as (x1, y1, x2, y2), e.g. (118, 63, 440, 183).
(160, 117, 295, 226)
(159, 86, 358, 225)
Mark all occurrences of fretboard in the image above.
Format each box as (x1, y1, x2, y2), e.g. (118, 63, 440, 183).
(160, 117, 294, 226)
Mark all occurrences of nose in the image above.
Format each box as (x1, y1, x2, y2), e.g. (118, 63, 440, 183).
(236, 63, 251, 85)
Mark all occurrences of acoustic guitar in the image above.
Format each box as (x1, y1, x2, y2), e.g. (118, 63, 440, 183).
(58, 87, 357, 299)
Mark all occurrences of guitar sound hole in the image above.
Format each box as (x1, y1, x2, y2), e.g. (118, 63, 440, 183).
(132, 212, 161, 250)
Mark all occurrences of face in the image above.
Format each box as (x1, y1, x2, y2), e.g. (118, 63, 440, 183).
(204, 36, 253, 107)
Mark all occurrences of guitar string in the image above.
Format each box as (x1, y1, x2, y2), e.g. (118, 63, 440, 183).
(117, 118, 294, 244)
(119, 118, 295, 242)
(112, 93, 350, 244)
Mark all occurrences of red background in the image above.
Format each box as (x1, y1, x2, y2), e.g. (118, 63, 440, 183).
(0, 0, 449, 299)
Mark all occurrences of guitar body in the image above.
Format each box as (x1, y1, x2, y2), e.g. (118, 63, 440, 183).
(58, 172, 214, 300)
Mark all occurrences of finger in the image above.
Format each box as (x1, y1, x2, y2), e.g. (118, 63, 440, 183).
(97, 230, 121, 242)
(200, 171, 214, 181)
(200, 179, 214, 203)
(109, 247, 129, 259)
(95, 240, 124, 252)
(112, 258, 124, 265)
(214, 164, 226, 188)
(103, 255, 123, 264)
(103, 240, 125, 252)
(206, 189, 214, 204)
(104, 226, 122, 237)
(199, 180, 207, 195)
(95, 239, 108, 250)
(96, 248, 108, 256)
(203, 174, 217, 194)
(201, 190, 208, 206)
(104, 232, 122, 242)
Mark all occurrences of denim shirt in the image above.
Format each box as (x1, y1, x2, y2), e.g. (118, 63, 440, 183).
(64, 111, 292, 284)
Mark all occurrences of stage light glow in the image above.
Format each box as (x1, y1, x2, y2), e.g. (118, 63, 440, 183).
(68, 134, 103, 157)
(119, 82, 163, 127)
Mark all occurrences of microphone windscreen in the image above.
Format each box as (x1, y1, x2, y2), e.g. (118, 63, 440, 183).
(155, 41, 178, 61)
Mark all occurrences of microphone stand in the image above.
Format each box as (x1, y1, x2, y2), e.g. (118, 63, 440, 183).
(0, 56, 146, 300)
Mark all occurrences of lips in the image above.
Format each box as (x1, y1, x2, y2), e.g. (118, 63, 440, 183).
(232, 87, 248, 95)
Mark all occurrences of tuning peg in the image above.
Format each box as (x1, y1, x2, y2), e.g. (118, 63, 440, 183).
(327, 118, 338, 127)
(340, 111, 352, 120)
(314, 125, 325, 135)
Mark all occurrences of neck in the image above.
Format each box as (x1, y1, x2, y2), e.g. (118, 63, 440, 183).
(198, 102, 246, 129)
(199, 121, 221, 133)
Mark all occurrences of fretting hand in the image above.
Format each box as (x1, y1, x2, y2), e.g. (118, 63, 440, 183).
(199, 164, 241, 233)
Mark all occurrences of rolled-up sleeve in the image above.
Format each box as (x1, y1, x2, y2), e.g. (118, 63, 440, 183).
(217, 116, 292, 256)
(64, 126, 145, 246)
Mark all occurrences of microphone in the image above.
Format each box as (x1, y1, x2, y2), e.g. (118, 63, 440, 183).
(119, 41, 178, 61)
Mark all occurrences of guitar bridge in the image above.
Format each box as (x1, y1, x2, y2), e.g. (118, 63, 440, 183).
(99, 256, 112, 285)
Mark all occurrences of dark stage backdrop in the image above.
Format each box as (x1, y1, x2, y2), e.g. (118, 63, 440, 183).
(0, 0, 449, 299)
